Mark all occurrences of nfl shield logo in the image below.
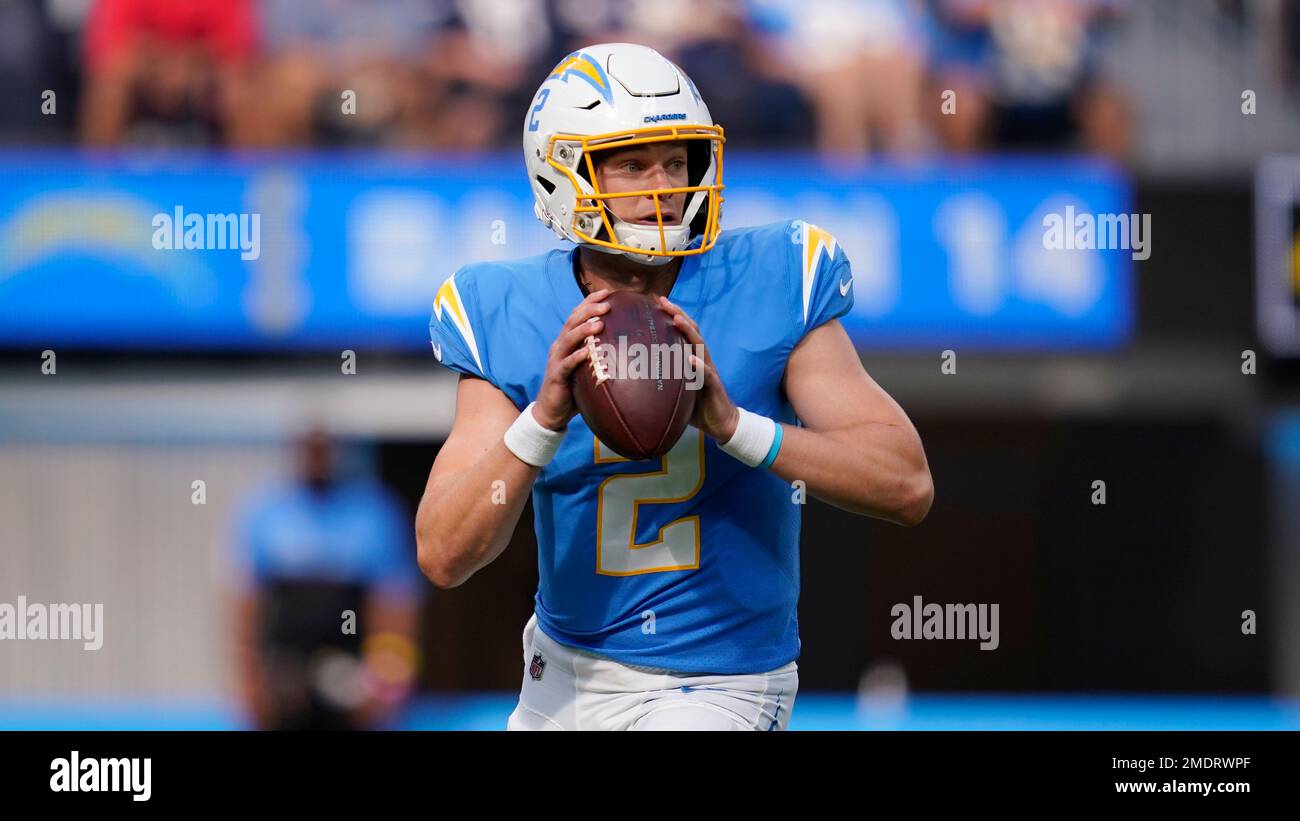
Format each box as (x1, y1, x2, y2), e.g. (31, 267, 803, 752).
(529, 652, 546, 681)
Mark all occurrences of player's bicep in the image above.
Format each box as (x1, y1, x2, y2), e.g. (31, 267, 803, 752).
(783, 319, 913, 434)
(425, 375, 520, 495)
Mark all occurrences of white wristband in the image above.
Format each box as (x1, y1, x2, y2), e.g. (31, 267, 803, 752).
(504, 403, 566, 467)
(718, 407, 779, 468)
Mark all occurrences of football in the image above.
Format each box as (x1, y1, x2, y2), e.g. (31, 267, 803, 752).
(571, 290, 697, 460)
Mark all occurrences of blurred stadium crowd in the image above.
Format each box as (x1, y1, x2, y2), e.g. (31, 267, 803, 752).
(5, 0, 1298, 166)
(0, 0, 1156, 156)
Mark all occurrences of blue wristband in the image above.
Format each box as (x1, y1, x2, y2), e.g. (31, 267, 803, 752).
(757, 422, 783, 470)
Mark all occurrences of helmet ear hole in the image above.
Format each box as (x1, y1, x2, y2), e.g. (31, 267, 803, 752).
(535, 175, 556, 195)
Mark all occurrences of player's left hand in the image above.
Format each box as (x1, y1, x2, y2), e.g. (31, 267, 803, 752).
(658, 296, 740, 444)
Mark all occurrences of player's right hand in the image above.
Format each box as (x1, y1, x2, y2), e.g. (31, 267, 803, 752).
(532, 288, 611, 431)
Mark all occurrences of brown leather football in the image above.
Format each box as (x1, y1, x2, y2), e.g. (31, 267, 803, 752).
(571, 290, 697, 460)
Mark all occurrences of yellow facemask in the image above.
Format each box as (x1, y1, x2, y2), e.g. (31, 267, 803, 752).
(544, 124, 726, 258)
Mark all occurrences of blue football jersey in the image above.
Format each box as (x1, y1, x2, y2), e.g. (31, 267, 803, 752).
(429, 220, 854, 674)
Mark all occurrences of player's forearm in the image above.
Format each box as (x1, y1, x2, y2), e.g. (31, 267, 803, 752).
(766, 421, 933, 525)
(415, 444, 538, 588)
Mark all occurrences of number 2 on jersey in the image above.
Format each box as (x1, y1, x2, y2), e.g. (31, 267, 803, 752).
(594, 428, 705, 576)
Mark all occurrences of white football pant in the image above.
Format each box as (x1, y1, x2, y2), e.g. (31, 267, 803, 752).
(506, 612, 798, 731)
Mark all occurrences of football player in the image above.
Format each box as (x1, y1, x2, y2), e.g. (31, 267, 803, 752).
(418, 43, 932, 730)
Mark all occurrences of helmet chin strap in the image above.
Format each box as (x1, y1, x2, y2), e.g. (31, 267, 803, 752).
(582, 205, 686, 266)
(612, 221, 687, 266)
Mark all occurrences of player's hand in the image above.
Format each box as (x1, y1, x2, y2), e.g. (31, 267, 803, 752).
(532, 289, 612, 431)
(658, 296, 740, 444)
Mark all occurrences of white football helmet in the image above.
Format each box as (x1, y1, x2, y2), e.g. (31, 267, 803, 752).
(522, 43, 725, 265)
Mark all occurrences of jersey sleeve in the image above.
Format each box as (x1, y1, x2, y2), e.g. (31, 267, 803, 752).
(792, 220, 854, 337)
(429, 267, 490, 381)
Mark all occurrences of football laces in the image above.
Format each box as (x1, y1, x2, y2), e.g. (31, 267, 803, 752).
(585, 335, 611, 386)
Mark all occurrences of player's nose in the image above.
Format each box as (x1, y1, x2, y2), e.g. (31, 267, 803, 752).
(643, 164, 673, 191)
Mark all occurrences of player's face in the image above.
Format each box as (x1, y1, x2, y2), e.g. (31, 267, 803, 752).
(593, 142, 690, 226)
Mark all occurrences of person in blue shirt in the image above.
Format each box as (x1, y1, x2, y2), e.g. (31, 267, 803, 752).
(231, 427, 421, 730)
(418, 43, 933, 730)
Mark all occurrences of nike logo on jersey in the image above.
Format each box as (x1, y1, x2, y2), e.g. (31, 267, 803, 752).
(839, 277, 853, 297)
